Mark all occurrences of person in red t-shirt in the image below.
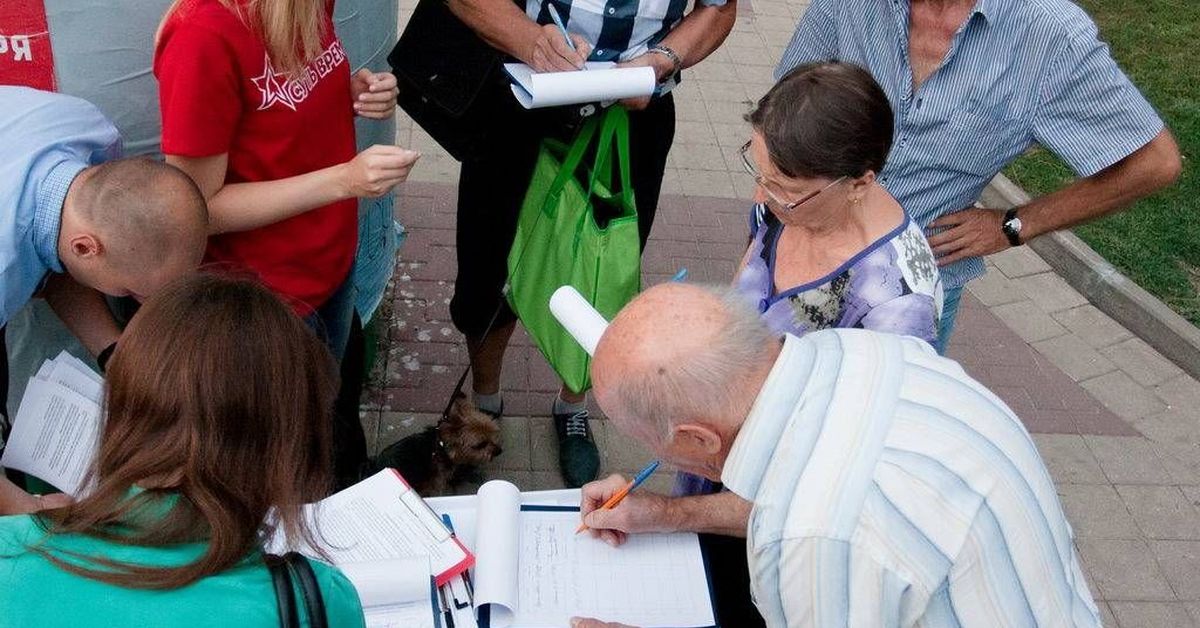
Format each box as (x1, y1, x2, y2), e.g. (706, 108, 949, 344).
(154, 0, 418, 485)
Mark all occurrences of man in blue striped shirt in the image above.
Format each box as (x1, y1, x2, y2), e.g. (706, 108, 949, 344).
(777, 0, 1182, 352)
(446, 0, 737, 487)
(574, 283, 1098, 627)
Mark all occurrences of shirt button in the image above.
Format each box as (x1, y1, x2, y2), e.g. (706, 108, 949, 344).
(607, 6, 615, 14)
(595, 48, 605, 55)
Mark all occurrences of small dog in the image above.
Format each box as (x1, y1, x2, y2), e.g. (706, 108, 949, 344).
(374, 394, 503, 496)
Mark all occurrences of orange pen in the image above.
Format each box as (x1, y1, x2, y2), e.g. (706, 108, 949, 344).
(576, 460, 660, 534)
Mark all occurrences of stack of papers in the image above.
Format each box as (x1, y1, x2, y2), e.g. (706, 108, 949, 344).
(0, 352, 104, 496)
(504, 62, 656, 109)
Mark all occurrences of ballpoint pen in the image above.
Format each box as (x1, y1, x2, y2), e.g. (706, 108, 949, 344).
(547, 2, 587, 70)
(576, 459, 660, 533)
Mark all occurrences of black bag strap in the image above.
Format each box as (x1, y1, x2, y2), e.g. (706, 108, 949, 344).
(266, 554, 298, 628)
(285, 552, 329, 628)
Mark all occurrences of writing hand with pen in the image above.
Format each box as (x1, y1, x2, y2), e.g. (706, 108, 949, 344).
(529, 4, 592, 72)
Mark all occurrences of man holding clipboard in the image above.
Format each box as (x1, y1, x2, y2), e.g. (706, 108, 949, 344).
(437, 0, 736, 489)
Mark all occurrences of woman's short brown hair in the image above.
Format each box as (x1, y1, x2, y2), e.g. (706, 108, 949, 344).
(747, 61, 894, 180)
(34, 272, 338, 589)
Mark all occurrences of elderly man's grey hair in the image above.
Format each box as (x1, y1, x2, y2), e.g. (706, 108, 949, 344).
(608, 284, 780, 439)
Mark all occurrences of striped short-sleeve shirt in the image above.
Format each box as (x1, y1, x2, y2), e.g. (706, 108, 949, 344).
(525, 0, 726, 63)
(722, 329, 1099, 627)
(776, 0, 1164, 290)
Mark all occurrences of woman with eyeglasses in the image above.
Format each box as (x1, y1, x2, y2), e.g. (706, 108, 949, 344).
(734, 61, 942, 345)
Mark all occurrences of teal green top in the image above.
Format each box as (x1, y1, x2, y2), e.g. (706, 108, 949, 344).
(0, 511, 366, 628)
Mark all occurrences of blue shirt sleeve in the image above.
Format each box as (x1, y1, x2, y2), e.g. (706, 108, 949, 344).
(1032, 21, 1163, 177)
(775, 0, 839, 80)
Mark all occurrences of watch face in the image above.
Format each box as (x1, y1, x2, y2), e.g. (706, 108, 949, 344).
(1005, 217, 1023, 233)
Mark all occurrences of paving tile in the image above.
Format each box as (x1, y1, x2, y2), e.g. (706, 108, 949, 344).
(991, 300, 1069, 343)
(1116, 485, 1200, 540)
(377, 411, 440, 450)
(988, 246, 1053, 278)
(479, 417, 533, 473)
(1032, 434, 1109, 484)
(1081, 371, 1169, 422)
(1014, 272, 1090, 313)
(1032, 334, 1118, 382)
(675, 169, 736, 198)
(1109, 602, 1197, 627)
(529, 416, 559, 473)
(1134, 408, 1200, 449)
(964, 269, 1027, 307)
(1101, 338, 1186, 388)
(1085, 436, 1176, 485)
(1099, 602, 1117, 627)
(1053, 305, 1133, 349)
(1058, 484, 1142, 539)
(1078, 538, 1176, 601)
(1155, 375, 1200, 410)
(1151, 541, 1200, 601)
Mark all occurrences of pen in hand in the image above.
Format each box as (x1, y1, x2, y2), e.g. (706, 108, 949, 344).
(546, 4, 586, 70)
(576, 460, 660, 534)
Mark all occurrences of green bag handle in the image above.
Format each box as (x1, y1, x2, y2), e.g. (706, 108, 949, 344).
(546, 114, 603, 208)
(587, 107, 634, 213)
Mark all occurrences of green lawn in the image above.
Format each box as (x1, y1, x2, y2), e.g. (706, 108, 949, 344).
(1003, 0, 1199, 324)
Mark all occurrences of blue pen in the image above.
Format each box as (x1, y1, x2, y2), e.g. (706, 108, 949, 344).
(546, 4, 578, 54)
(576, 459, 661, 533)
(671, 267, 688, 282)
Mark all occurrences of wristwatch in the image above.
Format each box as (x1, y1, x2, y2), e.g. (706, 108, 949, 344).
(646, 44, 682, 82)
(1002, 208, 1023, 246)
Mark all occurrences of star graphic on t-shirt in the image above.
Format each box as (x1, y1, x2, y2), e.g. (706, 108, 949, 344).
(251, 54, 296, 111)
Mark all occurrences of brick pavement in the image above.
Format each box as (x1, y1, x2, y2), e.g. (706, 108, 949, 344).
(377, 0, 1200, 623)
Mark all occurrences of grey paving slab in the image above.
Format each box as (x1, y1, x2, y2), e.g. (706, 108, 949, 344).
(1033, 334, 1119, 382)
(1156, 375, 1200, 410)
(1102, 337, 1187, 388)
(1109, 602, 1198, 627)
(1054, 305, 1134, 350)
(1059, 484, 1142, 539)
(989, 245, 1053, 278)
(965, 268, 1031, 307)
(1034, 434, 1109, 484)
(1151, 541, 1200, 601)
(1078, 538, 1176, 601)
(1015, 272, 1091, 313)
(1116, 486, 1200, 540)
(991, 300, 1069, 343)
(1085, 436, 1176, 485)
(1081, 371, 1170, 422)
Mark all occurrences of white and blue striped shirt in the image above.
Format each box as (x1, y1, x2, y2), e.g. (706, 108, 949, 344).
(527, 0, 725, 64)
(776, 0, 1163, 290)
(722, 330, 1099, 627)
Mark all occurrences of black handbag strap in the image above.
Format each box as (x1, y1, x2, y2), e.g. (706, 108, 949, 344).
(267, 554, 298, 628)
(267, 552, 328, 628)
(285, 553, 329, 628)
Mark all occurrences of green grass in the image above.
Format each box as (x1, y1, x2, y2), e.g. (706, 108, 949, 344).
(1003, 0, 1199, 324)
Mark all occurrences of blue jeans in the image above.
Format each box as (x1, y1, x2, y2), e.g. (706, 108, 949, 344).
(936, 285, 964, 355)
(305, 277, 357, 361)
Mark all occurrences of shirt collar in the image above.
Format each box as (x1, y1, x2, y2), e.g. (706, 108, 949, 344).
(33, 159, 86, 274)
(721, 334, 818, 500)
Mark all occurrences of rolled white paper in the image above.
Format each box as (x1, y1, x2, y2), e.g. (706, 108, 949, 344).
(549, 286, 609, 356)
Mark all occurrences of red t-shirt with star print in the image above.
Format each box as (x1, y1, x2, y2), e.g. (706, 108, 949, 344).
(154, 0, 357, 313)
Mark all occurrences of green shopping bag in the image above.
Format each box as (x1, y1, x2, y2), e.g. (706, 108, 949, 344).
(507, 106, 641, 393)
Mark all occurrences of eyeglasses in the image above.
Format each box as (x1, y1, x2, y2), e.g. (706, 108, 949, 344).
(739, 141, 845, 212)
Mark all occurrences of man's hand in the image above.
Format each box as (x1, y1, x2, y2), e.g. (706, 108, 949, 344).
(926, 207, 1010, 267)
(351, 70, 399, 119)
(530, 24, 592, 72)
(570, 618, 639, 628)
(580, 474, 678, 546)
(0, 477, 72, 516)
(613, 53, 674, 110)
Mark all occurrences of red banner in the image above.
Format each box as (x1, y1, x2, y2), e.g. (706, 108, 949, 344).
(0, 1, 56, 91)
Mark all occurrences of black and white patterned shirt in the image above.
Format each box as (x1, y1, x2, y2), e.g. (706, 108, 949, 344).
(526, 0, 725, 63)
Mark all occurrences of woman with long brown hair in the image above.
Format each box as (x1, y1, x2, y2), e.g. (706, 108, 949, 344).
(0, 273, 363, 627)
(154, 0, 415, 485)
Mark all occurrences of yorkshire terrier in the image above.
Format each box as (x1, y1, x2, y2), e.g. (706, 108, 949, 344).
(374, 393, 503, 496)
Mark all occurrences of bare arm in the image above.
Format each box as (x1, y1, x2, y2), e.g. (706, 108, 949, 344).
(928, 129, 1183, 265)
(40, 275, 120, 356)
(167, 146, 420, 236)
(0, 476, 72, 515)
(581, 475, 751, 546)
(447, 0, 591, 72)
(657, 0, 738, 72)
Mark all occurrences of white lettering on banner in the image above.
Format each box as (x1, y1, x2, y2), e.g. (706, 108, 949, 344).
(0, 35, 35, 61)
(251, 40, 348, 112)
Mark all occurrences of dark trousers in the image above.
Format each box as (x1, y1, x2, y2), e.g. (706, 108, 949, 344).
(449, 94, 677, 338)
(702, 533, 766, 628)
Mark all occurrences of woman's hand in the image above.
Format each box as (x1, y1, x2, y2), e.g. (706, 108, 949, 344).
(339, 145, 421, 198)
(0, 477, 72, 515)
(351, 69, 399, 119)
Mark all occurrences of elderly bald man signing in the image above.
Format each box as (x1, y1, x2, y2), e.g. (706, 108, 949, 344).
(571, 283, 1098, 628)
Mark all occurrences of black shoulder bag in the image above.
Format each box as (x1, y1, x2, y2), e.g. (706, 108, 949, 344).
(388, 0, 507, 161)
(268, 552, 328, 628)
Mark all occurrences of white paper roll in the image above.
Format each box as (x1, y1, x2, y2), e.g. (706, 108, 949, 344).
(549, 286, 609, 356)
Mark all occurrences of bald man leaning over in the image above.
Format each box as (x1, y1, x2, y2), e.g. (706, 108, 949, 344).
(0, 87, 208, 515)
(572, 284, 1098, 628)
